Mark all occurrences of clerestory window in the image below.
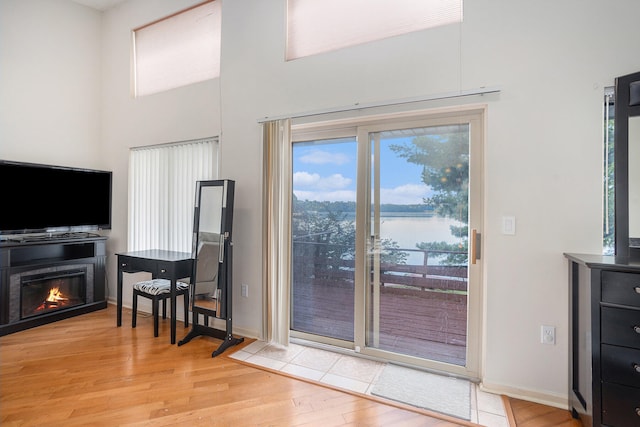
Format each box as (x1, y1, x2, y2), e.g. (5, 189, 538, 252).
(132, 1, 221, 97)
(286, 0, 463, 60)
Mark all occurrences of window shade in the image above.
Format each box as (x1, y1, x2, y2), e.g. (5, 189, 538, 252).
(133, 1, 221, 97)
(287, 0, 463, 60)
(128, 138, 217, 252)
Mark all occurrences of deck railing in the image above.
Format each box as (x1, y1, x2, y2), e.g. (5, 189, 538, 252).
(292, 237, 468, 293)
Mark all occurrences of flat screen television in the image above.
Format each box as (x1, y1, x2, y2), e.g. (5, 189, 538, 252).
(0, 160, 112, 235)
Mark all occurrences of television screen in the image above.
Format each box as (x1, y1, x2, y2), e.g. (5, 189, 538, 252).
(0, 160, 112, 234)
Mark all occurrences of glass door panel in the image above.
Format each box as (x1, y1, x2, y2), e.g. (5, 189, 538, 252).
(290, 137, 357, 342)
(366, 124, 470, 366)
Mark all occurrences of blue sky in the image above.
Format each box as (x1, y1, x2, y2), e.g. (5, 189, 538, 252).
(292, 136, 432, 205)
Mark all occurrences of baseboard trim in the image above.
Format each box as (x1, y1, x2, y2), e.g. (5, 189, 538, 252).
(232, 326, 259, 340)
(480, 381, 569, 410)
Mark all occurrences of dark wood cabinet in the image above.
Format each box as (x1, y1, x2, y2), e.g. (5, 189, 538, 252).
(565, 253, 640, 427)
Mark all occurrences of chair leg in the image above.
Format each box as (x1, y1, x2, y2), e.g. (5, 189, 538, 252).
(132, 290, 138, 328)
(152, 296, 159, 337)
(132, 288, 191, 337)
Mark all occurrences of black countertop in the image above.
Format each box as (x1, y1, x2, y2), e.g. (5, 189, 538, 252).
(564, 252, 640, 272)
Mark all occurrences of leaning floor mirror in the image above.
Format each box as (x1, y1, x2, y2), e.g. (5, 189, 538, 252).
(178, 179, 244, 356)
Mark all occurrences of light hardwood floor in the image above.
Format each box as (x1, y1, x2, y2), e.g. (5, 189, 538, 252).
(1, 305, 577, 426)
(504, 398, 581, 427)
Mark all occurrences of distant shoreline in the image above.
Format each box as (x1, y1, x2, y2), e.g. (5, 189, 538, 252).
(336, 211, 437, 219)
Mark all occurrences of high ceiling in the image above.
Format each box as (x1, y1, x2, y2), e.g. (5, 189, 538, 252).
(71, 0, 126, 11)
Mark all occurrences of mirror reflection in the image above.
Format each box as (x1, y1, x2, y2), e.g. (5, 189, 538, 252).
(630, 116, 640, 246)
(192, 185, 224, 313)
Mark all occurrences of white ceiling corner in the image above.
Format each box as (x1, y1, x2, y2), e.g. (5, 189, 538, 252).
(71, 0, 127, 12)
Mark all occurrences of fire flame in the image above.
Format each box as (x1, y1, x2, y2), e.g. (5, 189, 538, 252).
(46, 287, 68, 303)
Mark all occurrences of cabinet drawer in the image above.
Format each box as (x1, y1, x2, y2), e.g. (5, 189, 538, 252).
(601, 306, 640, 348)
(155, 261, 173, 278)
(159, 260, 192, 280)
(118, 255, 191, 280)
(602, 271, 640, 308)
(119, 257, 158, 275)
(602, 344, 640, 388)
(602, 382, 640, 427)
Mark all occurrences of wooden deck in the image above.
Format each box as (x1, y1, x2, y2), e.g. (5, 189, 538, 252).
(292, 247, 468, 366)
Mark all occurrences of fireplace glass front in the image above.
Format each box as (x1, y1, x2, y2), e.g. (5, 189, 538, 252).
(21, 269, 87, 319)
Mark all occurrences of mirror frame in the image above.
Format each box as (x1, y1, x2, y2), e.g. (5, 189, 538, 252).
(614, 70, 640, 258)
(179, 179, 243, 356)
(191, 179, 235, 318)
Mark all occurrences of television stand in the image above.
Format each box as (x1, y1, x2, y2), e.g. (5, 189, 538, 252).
(0, 235, 107, 336)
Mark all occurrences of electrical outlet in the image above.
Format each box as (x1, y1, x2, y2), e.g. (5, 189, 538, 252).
(241, 284, 248, 298)
(541, 325, 555, 345)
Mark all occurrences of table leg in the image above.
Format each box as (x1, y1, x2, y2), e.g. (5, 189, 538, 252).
(117, 263, 123, 327)
(170, 278, 177, 344)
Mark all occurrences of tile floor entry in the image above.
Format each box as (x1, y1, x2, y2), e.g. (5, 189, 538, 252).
(230, 340, 509, 426)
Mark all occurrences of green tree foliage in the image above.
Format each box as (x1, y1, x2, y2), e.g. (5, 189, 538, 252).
(377, 238, 408, 265)
(292, 196, 356, 263)
(292, 200, 432, 214)
(390, 126, 470, 264)
(292, 195, 408, 266)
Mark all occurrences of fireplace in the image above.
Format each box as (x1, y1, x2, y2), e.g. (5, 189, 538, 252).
(8, 263, 95, 324)
(21, 269, 86, 319)
(1, 237, 107, 336)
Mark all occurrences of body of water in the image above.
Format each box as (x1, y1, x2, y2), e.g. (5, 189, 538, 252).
(378, 215, 465, 265)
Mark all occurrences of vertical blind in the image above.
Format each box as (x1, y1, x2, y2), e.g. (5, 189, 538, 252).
(128, 138, 217, 253)
(133, 0, 221, 97)
(287, 0, 463, 60)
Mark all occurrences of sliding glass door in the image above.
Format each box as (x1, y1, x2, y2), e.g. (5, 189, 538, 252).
(290, 109, 483, 378)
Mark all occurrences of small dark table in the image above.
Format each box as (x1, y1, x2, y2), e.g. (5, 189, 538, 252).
(116, 250, 193, 344)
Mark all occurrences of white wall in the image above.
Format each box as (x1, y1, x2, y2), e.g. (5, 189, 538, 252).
(0, 0, 102, 168)
(3, 0, 640, 408)
(464, 1, 638, 403)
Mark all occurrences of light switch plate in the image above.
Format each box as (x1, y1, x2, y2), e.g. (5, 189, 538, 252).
(502, 216, 516, 235)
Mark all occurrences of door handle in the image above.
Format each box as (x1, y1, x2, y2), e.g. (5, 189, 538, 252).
(471, 229, 481, 265)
